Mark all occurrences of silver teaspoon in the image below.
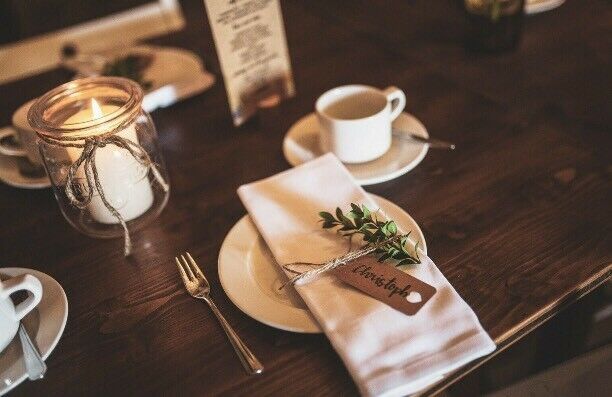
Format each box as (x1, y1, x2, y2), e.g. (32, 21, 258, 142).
(18, 322, 47, 380)
(392, 129, 456, 150)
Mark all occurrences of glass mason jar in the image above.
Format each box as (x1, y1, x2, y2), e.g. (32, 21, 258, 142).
(28, 77, 170, 240)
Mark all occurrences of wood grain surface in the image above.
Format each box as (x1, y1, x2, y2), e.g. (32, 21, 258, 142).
(0, 0, 610, 396)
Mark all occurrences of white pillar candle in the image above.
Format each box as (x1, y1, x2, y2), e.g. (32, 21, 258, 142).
(64, 99, 154, 224)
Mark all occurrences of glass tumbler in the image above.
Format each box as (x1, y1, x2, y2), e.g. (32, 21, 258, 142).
(464, 0, 525, 52)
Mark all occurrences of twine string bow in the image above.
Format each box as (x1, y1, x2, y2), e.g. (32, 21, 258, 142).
(39, 130, 169, 256)
(280, 235, 403, 289)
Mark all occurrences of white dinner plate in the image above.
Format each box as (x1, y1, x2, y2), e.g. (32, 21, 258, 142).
(83, 44, 208, 90)
(525, 0, 565, 14)
(282, 112, 429, 186)
(78, 45, 216, 112)
(0, 268, 68, 396)
(218, 194, 427, 333)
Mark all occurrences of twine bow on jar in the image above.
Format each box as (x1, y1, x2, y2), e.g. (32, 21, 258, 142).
(38, 131, 169, 256)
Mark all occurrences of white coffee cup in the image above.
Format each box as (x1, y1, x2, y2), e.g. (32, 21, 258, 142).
(0, 274, 43, 352)
(316, 85, 406, 163)
(0, 99, 43, 167)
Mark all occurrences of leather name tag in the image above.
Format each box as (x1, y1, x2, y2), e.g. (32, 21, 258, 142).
(332, 256, 436, 316)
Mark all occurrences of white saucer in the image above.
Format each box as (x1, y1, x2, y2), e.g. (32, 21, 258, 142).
(0, 268, 68, 396)
(283, 112, 429, 186)
(0, 155, 51, 189)
(218, 194, 427, 334)
(525, 0, 565, 14)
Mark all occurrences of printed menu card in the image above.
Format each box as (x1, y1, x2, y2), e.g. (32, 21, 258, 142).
(203, 0, 295, 125)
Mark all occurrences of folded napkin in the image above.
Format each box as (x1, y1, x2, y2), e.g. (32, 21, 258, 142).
(238, 154, 495, 396)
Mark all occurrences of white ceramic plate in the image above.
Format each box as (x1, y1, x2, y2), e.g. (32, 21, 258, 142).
(283, 112, 429, 186)
(0, 268, 68, 396)
(85, 45, 206, 89)
(119, 45, 212, 92)
(525, 0, 565, 14)
(79, 45, 215, 112)
(218, 194, 427, 333)
(0, 154, 51, 189)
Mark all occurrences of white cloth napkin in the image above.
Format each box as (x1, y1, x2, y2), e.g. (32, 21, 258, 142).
(238, 154, 495, 397)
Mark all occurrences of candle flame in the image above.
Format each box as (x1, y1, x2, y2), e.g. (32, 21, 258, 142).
(91, 98, 104, 119)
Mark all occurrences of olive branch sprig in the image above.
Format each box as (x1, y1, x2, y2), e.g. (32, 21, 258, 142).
(319, 203, 420, 267)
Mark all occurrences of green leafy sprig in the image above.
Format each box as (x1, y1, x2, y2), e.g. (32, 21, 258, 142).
(102, 54, 153, 90)
(319, 203, 420, 267)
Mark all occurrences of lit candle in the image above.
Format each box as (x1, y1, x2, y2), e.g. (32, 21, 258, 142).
(64, 99, 154, 223)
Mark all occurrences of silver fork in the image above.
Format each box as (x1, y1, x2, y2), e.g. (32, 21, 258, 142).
(175, 252, 264, 375)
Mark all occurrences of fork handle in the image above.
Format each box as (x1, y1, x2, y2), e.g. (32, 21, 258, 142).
(203, 297, 264, 375)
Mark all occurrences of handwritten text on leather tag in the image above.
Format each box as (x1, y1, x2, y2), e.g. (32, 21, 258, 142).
(332, 256, 436, 316)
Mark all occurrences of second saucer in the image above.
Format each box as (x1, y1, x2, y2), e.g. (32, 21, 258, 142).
(0, 154, 51, 190)
(283, 111, 429, 186)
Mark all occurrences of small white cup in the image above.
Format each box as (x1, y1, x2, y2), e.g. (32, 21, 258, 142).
(0, 99, 43, 167)
(316, 85, 406, 163)
(0, 274, 43, 352)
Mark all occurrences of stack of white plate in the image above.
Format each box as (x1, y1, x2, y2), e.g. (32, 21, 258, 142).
(525, 0, 565, 14)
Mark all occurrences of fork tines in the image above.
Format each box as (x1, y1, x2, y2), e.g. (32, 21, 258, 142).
(175, 252, 209, 289)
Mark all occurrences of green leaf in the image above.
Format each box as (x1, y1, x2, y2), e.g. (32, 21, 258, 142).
(351, 203, 363, 216)
(319, 211, 335, 222)
(378, 252, 391, 262)
(397, 258, 417, 266)
(340, 214, 354, 228)
(394, 252, 408, 260)
(336, 207, 344, 220)
(387, 221, 397, 235)
(381, 222, 394, 237)
(362, 205, 371, 219)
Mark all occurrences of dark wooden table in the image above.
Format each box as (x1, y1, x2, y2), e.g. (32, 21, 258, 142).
(1, 0, 610, 395)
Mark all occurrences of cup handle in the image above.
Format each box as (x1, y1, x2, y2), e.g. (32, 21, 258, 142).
(0, 127, 27, 157)
(382, 86, 406, 121)
(0, 275, 43, 321)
